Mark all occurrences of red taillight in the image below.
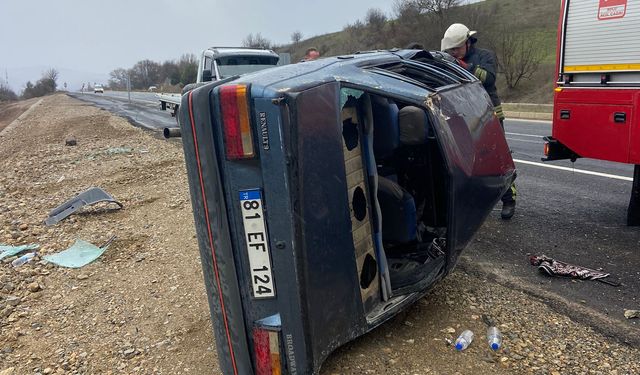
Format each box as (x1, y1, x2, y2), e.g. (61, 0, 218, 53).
(253, 328, 282, 375)
(220, 84, 255, 159)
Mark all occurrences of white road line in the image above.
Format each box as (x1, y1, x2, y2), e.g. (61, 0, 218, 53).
(506, 132, 543, 138)
(513, 159, 633, 181)
(507, 118, 552, 124)
(506, 137, 544, 144)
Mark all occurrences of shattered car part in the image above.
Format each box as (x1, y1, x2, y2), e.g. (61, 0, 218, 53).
(624, 309, 640, 319)
(529, 255, 620, 286)
(43, 236, 115, 268)
(44, 187, 123, 226)
(0, 243, 39, 260)
(178, 49, 515, 374)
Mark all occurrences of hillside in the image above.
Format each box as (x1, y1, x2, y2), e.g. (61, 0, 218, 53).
(281, 0, 561, 103)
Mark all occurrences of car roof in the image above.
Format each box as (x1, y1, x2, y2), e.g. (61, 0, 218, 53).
(233, 50, 450, 100)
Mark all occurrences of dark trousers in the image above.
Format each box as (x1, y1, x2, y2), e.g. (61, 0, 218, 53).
(499, 117, 517, 204)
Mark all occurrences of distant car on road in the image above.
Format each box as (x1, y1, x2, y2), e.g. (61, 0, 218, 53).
(94, 84, 104, 94)
(148, 86, 157, 92)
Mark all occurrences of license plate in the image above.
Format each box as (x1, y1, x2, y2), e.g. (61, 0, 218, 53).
(239, 190, 275, 298)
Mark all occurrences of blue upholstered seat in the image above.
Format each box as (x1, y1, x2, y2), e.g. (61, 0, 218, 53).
(371, 96, 399, 160)
(378, 176, 417, 244)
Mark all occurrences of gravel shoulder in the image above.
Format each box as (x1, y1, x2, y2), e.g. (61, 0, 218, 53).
(0, 94, 638, 375)
(0, 98, 42, 133)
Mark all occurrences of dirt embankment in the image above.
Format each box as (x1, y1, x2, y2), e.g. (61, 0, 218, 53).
(0, 94, 638, 375)
(0, 98, 42, 133)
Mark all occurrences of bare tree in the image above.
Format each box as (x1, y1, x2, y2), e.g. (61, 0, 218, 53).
(413, 0, 461, 31)
(412, 0, 462, 15)
(44, 68, 59, 84)
(362, 8, 390, 49)
(291, 30, 303, 45)
(130, 60, 161, 89)
(177, 54, 198, 85)
(108, 68, 129, 90)
(0, 83, 18, 101)
(491, 29, 547, 89)
(242, 33, 272, 49)
(365, 8, 388, 28)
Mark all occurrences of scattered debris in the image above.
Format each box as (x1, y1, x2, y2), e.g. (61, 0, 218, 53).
(441, 327, 456, 334)
(43, 236, 115, 268)
(65, 136, 77, 146)
(624, 310, 640, 319)
(86, 147, 134, 160)
(529, 255, 621, 286)
(44, 187, 123, 226)
(0, 243, 39, 260)
(11, 252, 36, 267)
(482, 314, 496, 327)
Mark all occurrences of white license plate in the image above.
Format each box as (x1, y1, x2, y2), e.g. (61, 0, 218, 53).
(239, 190, 275, 298)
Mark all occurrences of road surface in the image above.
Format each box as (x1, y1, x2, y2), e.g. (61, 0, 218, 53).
(467, 118, 639, 343)
(67, 90, 176, 130)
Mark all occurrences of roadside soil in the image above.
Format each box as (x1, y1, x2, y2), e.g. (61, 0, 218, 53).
(1, 94, 638, 375)
(0, 98, 41, 133)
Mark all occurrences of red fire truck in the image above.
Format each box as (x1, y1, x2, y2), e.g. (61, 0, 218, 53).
(544, 0, 640, 225)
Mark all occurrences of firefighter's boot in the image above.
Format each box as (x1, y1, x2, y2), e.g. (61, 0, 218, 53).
(500, 182, 517, 220)
(501, 200, 515, 220)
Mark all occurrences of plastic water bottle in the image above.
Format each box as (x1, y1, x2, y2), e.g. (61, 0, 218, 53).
(454, 330, 474, 351)
(11, 252, 36, 267)
(487, 327, 503, 351)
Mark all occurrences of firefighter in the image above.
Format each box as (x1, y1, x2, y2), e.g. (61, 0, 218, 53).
(441, 23, 517, 220)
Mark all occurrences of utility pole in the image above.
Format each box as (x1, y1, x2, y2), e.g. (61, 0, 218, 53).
(126, 72, 131, 103)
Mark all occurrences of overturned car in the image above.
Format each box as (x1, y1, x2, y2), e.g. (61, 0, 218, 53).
(177, 50, 515, 375)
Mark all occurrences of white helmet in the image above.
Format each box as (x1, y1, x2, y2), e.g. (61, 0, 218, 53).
(441, 23, 477, 51)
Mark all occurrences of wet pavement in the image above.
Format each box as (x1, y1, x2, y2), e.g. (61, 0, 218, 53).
(67, 90, 177, 131)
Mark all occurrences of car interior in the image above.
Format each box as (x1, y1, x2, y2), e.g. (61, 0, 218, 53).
(341, 90, 449, 295)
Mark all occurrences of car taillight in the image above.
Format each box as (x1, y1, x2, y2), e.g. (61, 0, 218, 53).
(544, 142, 550, 157)
(220, 84, 255, 160)
(253, 328, 282, 375)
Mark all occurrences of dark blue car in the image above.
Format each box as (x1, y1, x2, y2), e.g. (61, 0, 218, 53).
(177, 49, 516, 375)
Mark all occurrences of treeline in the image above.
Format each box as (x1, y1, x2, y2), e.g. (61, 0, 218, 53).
(274, 0, 557, 101)
(108, 54, 198, 91)
(0, 68, 58, 102)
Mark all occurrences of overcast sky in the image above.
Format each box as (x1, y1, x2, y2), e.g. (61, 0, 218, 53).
(1, 0, 397, 90)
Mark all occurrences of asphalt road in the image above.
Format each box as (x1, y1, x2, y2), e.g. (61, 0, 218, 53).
(69, 93, 640, 342)
(67, 90, 177, 130)
(467, 118, 639, 343)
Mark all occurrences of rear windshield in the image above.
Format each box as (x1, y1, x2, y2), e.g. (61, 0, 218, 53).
(215, 55, 279, 78)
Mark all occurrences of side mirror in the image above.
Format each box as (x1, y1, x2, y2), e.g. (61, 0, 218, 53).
(202, 69, 213, 82)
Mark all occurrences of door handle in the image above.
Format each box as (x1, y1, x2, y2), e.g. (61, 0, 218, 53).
(614, 112, 626, 123)
(560, 110, 570, 120)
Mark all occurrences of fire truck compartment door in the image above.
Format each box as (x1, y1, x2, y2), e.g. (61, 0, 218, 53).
(554, 103, 633, 163)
